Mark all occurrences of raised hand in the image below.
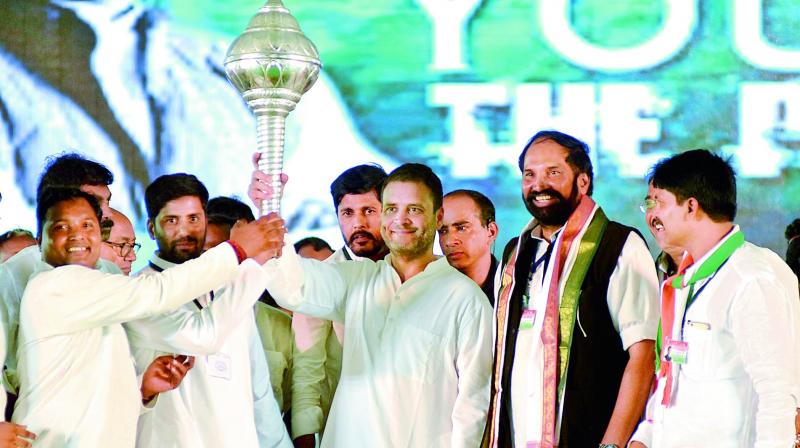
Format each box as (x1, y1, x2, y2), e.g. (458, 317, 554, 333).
(140, 355, 195, 404)
(230, 212, 287, 264)
(0, 422, 36, 447)
(248, 152, 289, 211)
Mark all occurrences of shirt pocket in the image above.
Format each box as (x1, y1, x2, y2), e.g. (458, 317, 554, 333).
(681, 321, 713, 379)
(385, 325, 444, 385)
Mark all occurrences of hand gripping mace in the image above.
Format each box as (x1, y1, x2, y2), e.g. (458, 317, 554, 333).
(224, 0, 321, 216)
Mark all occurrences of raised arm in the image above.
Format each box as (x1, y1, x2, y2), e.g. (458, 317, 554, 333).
(23, 243, 243, 336)
(262, 243, 366, 323)
(124, 259, 268, 355)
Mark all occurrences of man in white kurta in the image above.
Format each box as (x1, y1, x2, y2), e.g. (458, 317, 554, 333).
(127, 254, 290, 448)
(0, 245, 121, 406)
(262, 164, 493, 447)
(13, 241, 244, 447)
(267, 250, 492, 447)
(632, 234, 800, 447)
(632, 149, 800, 448)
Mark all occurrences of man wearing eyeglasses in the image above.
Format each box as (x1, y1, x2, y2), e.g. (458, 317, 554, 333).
(100, 208, 140, 276)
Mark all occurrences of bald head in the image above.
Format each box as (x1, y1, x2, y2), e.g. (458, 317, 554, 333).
(100, 208, 138, 275)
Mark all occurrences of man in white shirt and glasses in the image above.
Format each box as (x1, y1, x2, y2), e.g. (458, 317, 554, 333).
(631, 149, 800, 447)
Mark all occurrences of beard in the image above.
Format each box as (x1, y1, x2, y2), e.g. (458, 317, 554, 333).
(383, 222, 437, 259)
(346, 230, 385, 259)
(160, 236, 203, 263)
(523, 180, 580, 227)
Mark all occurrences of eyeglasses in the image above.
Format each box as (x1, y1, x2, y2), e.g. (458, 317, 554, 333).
(104, 241, 141, 257)
(638, 198, 660, 213)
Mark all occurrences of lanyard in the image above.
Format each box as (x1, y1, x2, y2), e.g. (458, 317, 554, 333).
(678, 258, 728, 340)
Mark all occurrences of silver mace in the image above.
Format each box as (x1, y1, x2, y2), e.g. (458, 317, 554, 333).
(224, 0, 322, 216)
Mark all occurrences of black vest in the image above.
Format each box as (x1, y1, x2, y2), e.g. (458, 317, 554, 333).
(496, 221, 641, 447)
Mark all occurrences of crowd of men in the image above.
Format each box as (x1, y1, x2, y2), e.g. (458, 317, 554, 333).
(0, 129, 798, 448)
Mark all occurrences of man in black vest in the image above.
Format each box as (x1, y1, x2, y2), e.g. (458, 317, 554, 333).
(484, 130, 659, 448)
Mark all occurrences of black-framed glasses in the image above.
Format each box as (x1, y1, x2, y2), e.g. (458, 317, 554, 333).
(104, 241, 141, 257)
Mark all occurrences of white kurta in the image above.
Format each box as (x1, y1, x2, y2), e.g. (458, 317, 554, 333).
(127, 255, 290, 448)
(264, 247, 493, 448)
(507, 217, 659, 446)
(0, 245, 121, 414)
(290, 246, 350, 439)
(631, 233, 800, 448)
(12, 243, 241, 447)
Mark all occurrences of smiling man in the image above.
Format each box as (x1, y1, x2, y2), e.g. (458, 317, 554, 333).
(438, 189, 499, 304)
(630, 149, 800, 447)
(13, 187, 284, 447)
(250, 164, 389, 446)
(260, 163, 492, 447)
(485, 130, 659, 448)
(0, 153, 122, 423)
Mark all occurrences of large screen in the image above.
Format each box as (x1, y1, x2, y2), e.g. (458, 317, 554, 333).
(1, 0, 798, 271)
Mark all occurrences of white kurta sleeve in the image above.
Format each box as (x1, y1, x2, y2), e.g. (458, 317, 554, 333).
(729, 275, 798, 447)
(450, 292, 493, 448)
(124, 259, 268, 355)
(23, 243, 241, 337)
(262, 244, 366, 323)
(249, 316, 292, 448)
(606, 233, 660, 349)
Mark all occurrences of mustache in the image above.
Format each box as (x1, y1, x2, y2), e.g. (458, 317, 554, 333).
(525, 188, 567, 205)
(174, 237, 199, 246)
(348, 231, 377, 245)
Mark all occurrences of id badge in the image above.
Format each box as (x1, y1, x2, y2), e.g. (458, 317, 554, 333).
(207, 353, 232, 380)
(663, 340, 689, 365)
(520, 309, 537, 330)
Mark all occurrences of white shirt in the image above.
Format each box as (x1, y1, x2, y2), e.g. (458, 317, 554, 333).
(264, 246, 493, 447)
(127, 254, 290, 448)
(0, 245, 121, 413)
(11, 243, 241, 447)
(508, 216, 659, 447)
(290, 246, 351, 438)
(631, 233, 800, 448)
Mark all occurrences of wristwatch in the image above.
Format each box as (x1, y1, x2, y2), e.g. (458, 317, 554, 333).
(598, 444, 619, 448)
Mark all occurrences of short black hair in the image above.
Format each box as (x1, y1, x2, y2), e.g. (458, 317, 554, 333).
(380, 163, 443, 211)
(0, 228, 35, 246)
(444, 189, 496, 226)
(785, 218, 800, 241)
(330, 164, 388, 210)
(207, 196, 255, 226)
(36, 188, 102, 237)
(647, 149, 737, 222)
(294, 236, 333, 253)
(145, 173, 209, 220)
(518, 130, 594, 196)
(37, 153, 114, 201)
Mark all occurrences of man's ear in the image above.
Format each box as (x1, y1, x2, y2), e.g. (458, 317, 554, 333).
(487, 221, 499, 243)
(685, 197, 699, 217)
(576, 172, 591, 195)
(436, 207, 444, 226)
(147, 219, 155, 240)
